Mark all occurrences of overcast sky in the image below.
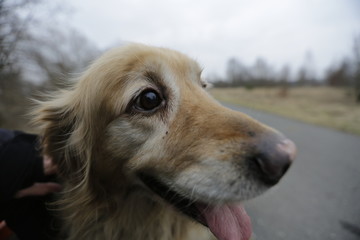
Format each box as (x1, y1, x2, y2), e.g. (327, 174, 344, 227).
(64, 0, 360, 78)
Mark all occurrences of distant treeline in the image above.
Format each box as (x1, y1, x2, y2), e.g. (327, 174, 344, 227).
(209, 37, 360, 102)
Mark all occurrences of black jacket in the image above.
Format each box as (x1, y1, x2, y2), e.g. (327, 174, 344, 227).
(0, 129, 59, 240)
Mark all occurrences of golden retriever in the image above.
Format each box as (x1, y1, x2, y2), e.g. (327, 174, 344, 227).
(33, 44, 296, 240)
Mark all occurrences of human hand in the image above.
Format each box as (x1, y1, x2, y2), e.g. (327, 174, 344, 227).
(14, 182, 62, 198)
(0, 220, 6, 230)
(43, 154, 58, 176)
(14, 155, 61, 199)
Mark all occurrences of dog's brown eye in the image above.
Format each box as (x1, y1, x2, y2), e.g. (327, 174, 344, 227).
(135, 89, 163, 111)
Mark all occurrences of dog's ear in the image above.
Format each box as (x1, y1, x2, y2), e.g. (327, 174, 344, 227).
(32, 91, 89, 181)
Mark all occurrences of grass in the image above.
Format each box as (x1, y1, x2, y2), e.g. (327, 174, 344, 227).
(209, 86, 360, 135)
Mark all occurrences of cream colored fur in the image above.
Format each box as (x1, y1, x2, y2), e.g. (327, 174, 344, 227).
(32, 44, 278, 240)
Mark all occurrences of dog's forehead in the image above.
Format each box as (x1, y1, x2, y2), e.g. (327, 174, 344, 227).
(93, 44, 205, 113)
(123, 44, 203, 85)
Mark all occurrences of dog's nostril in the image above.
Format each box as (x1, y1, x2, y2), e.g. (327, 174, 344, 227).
(253, 138, 296, 186)
(254, 156, 291, 185)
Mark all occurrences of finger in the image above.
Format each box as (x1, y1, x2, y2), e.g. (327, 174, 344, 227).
(0, 221, 6, 229)
(43, 155, 58, 176)
(14, 182, 62, 198)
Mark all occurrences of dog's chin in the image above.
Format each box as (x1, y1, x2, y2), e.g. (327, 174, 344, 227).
(138, 173, 253, 240)
(138, 173, 207, 225)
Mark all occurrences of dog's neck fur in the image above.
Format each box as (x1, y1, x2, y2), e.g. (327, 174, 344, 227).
(60, 184, 213, 240)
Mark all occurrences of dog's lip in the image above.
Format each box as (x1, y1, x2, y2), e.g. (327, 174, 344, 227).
(137, 172, 207, 226)
(137, 172, 252, 240)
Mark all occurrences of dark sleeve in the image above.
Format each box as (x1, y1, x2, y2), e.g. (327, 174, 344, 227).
(0, 129, 16, 145)
(0, 130, 60, 239)
(0, 131, 44, 204)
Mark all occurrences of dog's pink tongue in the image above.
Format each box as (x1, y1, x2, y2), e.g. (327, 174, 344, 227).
(199, 204, 252, 240)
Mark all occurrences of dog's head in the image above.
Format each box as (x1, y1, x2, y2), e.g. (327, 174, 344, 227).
(33, 44, 296, 240)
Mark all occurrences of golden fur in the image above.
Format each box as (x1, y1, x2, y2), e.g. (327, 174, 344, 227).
(33, 44, 288, 240)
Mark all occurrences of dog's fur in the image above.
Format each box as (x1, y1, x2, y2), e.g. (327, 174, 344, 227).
(33, 44, 289, 240)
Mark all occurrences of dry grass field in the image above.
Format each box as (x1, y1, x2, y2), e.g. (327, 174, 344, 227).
(209, 86, 360, 135)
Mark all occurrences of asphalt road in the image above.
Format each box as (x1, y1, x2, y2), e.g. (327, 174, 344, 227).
(223, 103, 360, 240)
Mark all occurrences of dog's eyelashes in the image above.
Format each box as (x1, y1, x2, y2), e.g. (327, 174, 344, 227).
(134, 89, 163, 112)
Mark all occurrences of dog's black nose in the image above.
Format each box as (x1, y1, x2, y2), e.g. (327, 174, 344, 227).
(253, 138, 296, 185)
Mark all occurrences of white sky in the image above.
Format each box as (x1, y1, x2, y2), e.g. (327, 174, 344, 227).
(64, 0, 360, 78)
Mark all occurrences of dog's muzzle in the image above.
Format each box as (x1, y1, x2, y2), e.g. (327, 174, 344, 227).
(250, 134, 296, 186)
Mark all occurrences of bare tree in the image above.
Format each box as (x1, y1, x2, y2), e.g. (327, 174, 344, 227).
(22, 27, 100, 90)
(251, 58, 274, 85)
(226, 58, 246, 86)
(278, 65, 291, 98)
(296, 51, 317, 85)
(0, 0, 99, 129)
(0, 0, 43, 73)
(0, 0, 42, 128)
(325, 60, 350, 87)
(222, 57, 278, 88)
(353, 35, 360, 102)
